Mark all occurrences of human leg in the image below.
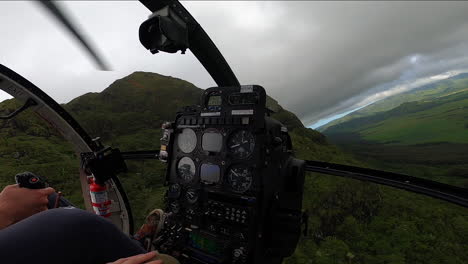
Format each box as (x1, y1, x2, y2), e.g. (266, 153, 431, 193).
(0, 208, 145, 264)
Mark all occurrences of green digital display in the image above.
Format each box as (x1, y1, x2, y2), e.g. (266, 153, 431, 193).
(208, 95, 222, 106)
(189, 232, 223, 256)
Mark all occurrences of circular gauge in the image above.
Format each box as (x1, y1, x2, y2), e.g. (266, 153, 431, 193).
(168, 184, 181, 199)
(227, 130, 255, 159)
(177, 157, 196, 182)
(227, 165, 253, 193)
(177, 128, 197, 153)
(185, 188, 199, 204)
(169, 201, 180, 214)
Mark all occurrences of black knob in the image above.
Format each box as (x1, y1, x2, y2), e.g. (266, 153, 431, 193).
(233, 247, 245, 259)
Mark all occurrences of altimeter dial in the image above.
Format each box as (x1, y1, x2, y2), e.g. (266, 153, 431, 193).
(227, 166, 253, 193)
(177, 157, 196, 183)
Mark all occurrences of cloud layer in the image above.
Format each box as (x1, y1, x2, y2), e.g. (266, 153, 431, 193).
(2, 1, 468, 126)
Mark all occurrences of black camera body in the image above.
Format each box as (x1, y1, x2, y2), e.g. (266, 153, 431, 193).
(157, 85, 305, 264)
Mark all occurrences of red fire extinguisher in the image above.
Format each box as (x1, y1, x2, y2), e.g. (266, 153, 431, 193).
(88, 177, 111, 217)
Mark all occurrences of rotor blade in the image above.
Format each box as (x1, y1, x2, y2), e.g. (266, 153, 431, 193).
(37, 1, 111, 71)
(305, 160, 468, 208)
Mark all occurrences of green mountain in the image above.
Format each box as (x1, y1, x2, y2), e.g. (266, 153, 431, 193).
(1, 72, 468, 264)
(324, 90, 468, 145)
(318, 72, 468, 132)
(65, 72, 308, 149)
(322, 73, 468, 188)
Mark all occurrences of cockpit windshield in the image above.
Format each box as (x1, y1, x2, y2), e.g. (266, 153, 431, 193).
(0, 1, 467, 264)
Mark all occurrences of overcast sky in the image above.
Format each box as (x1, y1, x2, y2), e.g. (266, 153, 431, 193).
(2, 1, 468, 128)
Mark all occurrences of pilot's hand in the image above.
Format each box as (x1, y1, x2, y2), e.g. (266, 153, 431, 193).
(108, 251, 163, 264)
(0, 184, 55, 227)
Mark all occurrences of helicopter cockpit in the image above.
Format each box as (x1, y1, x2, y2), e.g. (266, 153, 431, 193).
(0, 1, 467, 264)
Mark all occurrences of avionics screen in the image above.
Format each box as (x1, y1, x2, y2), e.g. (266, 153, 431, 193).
(189, 232, 223, 257)
(229, 93, 258, 105)
(200, 164, 220, 184)
(208, 95, 222, 106)
(202, 132, 223, 152)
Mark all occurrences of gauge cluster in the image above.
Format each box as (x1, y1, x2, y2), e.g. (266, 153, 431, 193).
(162, 85, 291, 264)
(166, 87, 266, 220)
(170, 127, 259, 194)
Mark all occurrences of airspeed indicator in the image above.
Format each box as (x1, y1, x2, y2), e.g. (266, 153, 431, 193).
(227, 130, 255, 159)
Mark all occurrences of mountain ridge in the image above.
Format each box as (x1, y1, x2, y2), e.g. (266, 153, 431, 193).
(65, 72, 306, 138)
(321, 72, 468, 188)
(318, 72, 468, 131)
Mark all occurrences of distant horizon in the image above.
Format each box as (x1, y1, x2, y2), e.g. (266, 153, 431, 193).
(1, 68, 467, 130)
(309, 104, 369, 129)
(308, 69, 468, 130)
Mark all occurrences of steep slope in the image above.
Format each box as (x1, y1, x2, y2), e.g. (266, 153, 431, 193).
(0, 99, 83, 202)
(65, 72, 307, 148)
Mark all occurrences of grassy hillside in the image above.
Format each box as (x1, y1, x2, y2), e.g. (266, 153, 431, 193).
(0, 99, 84, 203)
(318, 72, 468, 132)
(325, 90, 468, 145)
(1, 72, 468, 264)
(322, 72, 468, 190)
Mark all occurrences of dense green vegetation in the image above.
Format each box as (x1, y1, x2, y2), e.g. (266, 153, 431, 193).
(1, 72, 467, 263)
(0, 99, 84, 204)
(312, 73, 468, 263)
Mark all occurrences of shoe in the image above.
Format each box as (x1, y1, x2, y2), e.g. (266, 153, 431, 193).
(133, 209, 166, 244)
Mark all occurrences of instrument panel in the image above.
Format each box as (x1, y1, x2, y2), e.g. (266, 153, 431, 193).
(163, 85, 267, 264)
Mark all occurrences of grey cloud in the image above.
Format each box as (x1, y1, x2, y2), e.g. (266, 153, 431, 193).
(1, 1, 468, 126)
